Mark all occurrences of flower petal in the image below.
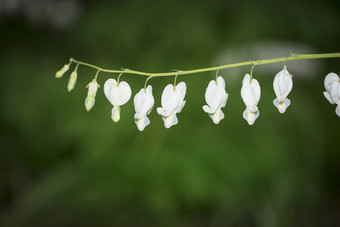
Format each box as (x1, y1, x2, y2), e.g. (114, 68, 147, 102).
(111, 105, 121, 122)
(324, 73, 339, 92)
(243, 109, 259, 125)
(134, 86, 154, 115)
(330, 82, 340, 104)
(203, 105, 213, 114)
(161, 84, 179, 113)
(162, 114, 178, 128)
(135, 115, 150, 131)
(336, 104, 340, 117)
(175, 82, 187, 101)
(209, 108, 224, 124)
(104, 79, 117, 104)
(323, 91, 334, 104)
(216, 76, 226, 90)
(85, 96, 95, 111)
(205, 80, 223, 112)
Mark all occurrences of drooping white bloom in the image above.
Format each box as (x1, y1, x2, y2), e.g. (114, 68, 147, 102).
(104, 78, 132, 122)
(323, 73, 340, 117)
(202, 76, 229, 124)
(85, 80, 99, 111)
(273, 66, 293, 113)
(157, 82, 186, 128)
(134, 85, 154, 131)
(56, 64, 69, 78)
(241, 74, 261, 125)
(67, 71, 77, 92)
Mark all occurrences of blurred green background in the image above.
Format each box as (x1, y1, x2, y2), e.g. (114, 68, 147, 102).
(1, 0, 340, 226)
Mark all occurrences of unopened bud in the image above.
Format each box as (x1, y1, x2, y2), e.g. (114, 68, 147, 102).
(56, 64, 70, 78)
(67, 71, 78, 92)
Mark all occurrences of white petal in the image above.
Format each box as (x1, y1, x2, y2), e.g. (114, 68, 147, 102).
(104, 79, 117, 103)
(241, 79, 261, 108)
(135, 116, 150, 131)
(203, 105, 214, 114)
(243, 109, 259, 125)
(242, 74, 251, 87)
(111, 105, 121, 122)
(176, 100, 186, 113)
(205, 80, 223, 112)
(161, 84, 179, 114)
(175, 82, 187, 101)
(85, 96, 95, 111)
(273, 69, 293, 101)
(330, 82, 340, 104)
(273, 98, 290, 114)
(324, 73, 339, 92)
(157, 107, 168, 117)
(336, 104, 340, 117)
(104, 79, 131, 106)
(323, 91, 334, 104)
(209, 108, 224, 124)
(216, 76, 226, 90)
(134, 87, 154, 115)
(162, 114, 178, 128)
(221, 93, 228, 108)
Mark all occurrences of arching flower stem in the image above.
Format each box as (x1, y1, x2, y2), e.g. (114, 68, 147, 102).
(69, 53, 340, 79)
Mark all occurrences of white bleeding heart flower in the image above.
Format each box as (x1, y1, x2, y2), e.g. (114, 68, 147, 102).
(323, 73, 340, 117)
(157, 82, 186, 128)
(85, 80, 99, 111)
(67, 71, 77, 92)
(104, 78, 132, 122)
(241, 74, 261, 125)
(56, 64, 69, 78)
(202, 76, 229, 124)
(134, 85, 155, 131)
(273, 66, 293, 113)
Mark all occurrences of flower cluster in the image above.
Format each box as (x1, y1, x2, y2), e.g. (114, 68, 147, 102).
(56, 59, 340, 131)
(323, 73, 340, 117)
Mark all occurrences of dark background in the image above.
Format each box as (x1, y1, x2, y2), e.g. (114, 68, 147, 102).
(0, 0, 340, 226)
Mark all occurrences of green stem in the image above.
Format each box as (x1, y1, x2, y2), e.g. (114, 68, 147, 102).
(70, 53, 340, 78)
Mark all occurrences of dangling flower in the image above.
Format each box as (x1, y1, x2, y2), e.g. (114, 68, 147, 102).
(202, 76, 229, 124)
(241, 74, 261, 125)
(85, 80, 99, 111)
(323, 73, 340, 117)
(104, 78, 132, 122)
(67, 71, 78, 92)
(157, 82, 186, 128)
(273, 66, 293, 113)
(55, 64, 69, 78)
(134, 85, 154, 131)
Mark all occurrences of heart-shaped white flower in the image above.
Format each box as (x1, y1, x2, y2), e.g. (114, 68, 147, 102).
(273, 66, 293, 113)
(241, 74, 261, 125)
(134, 85, 154, 131)
(104, 78, 132, 122)
(202, 76, 228, 124)
(323, 73, 340, 117)
(157, 82, 186, 128)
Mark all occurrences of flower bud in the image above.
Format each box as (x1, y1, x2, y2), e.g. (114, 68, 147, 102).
(55, 64, 69, 78)
(85, 80, 99, 111)
(67, 71, 78, 92)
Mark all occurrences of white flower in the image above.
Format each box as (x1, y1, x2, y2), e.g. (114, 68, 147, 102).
(134, 85, 154, 131)
(323, 73, 340, 117)
(273, 66, 293, 113)
(67, 71, 77, 92)
(241, 74, 261, 125)
(55, 64, 69, 78)
(104, 78, 132, 122)
(157, 82, 186, 128)
(202, 76, 228, 124)
(85, 80, 99, 111)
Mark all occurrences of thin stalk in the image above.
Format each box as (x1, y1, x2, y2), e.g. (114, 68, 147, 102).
(70, 53, 340, 78)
